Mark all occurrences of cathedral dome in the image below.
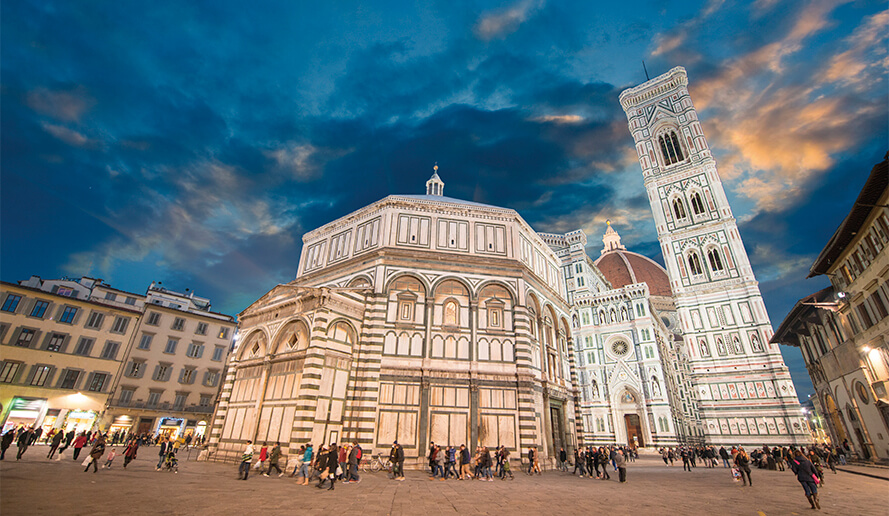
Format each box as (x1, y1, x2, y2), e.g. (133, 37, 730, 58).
(593, 223, 672, 297)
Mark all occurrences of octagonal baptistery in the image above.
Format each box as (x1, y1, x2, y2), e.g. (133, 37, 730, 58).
(208, 170, 579, 467)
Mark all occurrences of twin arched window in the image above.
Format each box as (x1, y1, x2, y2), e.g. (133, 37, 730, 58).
(687, 251, 704, 276)
(707, 248, 724, 272)
(659, 131, 685, 165)
(672, 198, 687, 220)
(690, 192, 705, 215)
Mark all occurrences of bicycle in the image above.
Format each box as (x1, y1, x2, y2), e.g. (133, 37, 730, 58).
(361, 454, 393, 473)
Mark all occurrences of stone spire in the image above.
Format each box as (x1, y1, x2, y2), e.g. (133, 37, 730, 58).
(601, 220, 626, 255)
(425, 163, 444, 196)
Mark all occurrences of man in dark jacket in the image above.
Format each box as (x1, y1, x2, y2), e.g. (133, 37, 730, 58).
(156, 437, 169, 471)
(316, 443, 339, 490)
(459, 444, 471, 480)
(1, 429, 15, 460)
(391, 441, 405, 481)
(16, 428, 33, 460)
(346, 441, 361, 483)
(47, 430, 64, 459)
(559, 447, 568, 472)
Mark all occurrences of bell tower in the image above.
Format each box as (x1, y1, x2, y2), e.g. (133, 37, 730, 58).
(619, 67, 809, 445)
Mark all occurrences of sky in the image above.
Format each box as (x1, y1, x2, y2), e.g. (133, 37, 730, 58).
(2, 0, 887, 402)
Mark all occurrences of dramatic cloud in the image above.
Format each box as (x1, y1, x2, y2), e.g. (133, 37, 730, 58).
(2, 1, 886, 403)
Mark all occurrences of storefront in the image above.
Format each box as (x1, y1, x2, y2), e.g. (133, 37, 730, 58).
(40, 409, 61, 437)
(194, 421, 208, 438)
(109, 415, 134, 435)
(1, 397, 47, 434)
(155, 417, 185, 438)
(62, 410, 97, 434)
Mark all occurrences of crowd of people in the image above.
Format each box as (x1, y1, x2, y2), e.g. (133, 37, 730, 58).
(0, 421, 857, 510)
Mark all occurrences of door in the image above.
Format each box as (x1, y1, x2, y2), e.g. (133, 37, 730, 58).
(624, 414, 644, 447)
(138, 418, 154, 436)
(550, 406, 564, 453)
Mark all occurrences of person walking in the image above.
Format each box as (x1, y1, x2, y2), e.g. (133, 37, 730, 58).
(265, 442, 284, 477)
(296, 443, 314, 485)
(72, 432, 89, 461)
(681, 448, 692, 472)
(734, 447, 752, 486)
(790, 449, 821, 510)
(60, 429, 75, 455)
(559, 447, 568, 472)
(391, 441, 405, 481)
(615, 448, 627, 483)
(257, 442, 268, 475)
(123, 437, 139, 468)
(47, 430, 64, 459)
(459, 444, 471, 480)
(238, 440, 254, 480)
(1, 429, 15, 460)
(83, 435, 106, 473)
(345, 441, 361, 483)
(15, 427, 33, 460)
(316, 443, 338, 491)
(156, 437, 169, 471)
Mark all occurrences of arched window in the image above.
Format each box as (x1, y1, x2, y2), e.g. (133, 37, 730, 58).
(687, 252, 704, 276)
(690, 192, 705, 215)
(699, 339, 711, 357)
(444, 300, 458, 326)
(659, 131, 685, 165)
(707, 249, 724, 271)
(672, 198, 688, 220)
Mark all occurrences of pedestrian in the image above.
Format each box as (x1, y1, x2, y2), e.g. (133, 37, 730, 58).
(47, 430, 64, 459)
(790, 449, 821, 510)
(615, 448, 627, 483)
(1, 429, 15, 460)
(72, 432, 89, 461)
(559, 447, 567, 472)
(61, 429, 75, 454)
(482, 447, 494, 481)
(123, 437, 139, 468)
(807, 450, 826, 486)
(156, 437, 169, 471)
(346, 441, 361, 483)
(238, 440, 254, 480)
(500, 447, 514, 480)
(29, 427, 43, 446)
(316, 443, 338, 491)
(15, 427, 33, 460)
(103, 448, 117, 469)
(391, 441, 405, 481)
(459, 444, 471, 480)
(337, 443, 348, 481)
(296, 443, 314, 485)
(598, 447, 611, 480)
(681, 448, 692, 472)
(734, 447, 752, 486)
(532, 446, 542, 475)
(83, 435, 106, 473)
(257, 442, 268, 475)
(265, 442, 284, 477)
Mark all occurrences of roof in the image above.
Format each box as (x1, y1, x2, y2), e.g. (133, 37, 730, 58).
(391, 194, 508, 211)
(594, 249, 672, 297)
(809, 153, 889, 278)
(770, 286, 835, 346)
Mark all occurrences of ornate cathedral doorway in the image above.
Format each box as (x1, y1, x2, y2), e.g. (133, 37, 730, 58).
(624, 414, 644, 447)
(550, 405, 564, 454)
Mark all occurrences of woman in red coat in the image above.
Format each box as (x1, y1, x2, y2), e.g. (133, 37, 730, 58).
(123, 437, 139, 468)
(72, 432, 89, 461)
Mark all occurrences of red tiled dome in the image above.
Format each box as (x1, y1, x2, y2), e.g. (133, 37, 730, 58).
(594, 250, 673, 297)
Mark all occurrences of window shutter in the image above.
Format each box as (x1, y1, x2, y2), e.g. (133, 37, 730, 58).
(153, 365, 161, 381)
(196, 345, 204, 359)
(72, 308, 82, 326)
(30, 331, 42, 349)
(61, 335, 71, 354)
(55, 369, 68, 388)
(164, 367, 172, 381)
(202, 371, 209, 386)
(85, 372, 95, 391)
(21, 298, 35, 316)
(24, 365, 38, 385)
(9, 327, 23, 346)
(138, 363, 146, 379)
(177, 368, 185, 383)
(40, 332, 54, 349)
(51, 285, 60, 294)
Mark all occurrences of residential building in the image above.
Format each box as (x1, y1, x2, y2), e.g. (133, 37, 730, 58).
(773, 153, 889, 460)
(0, 277, 139, 435)
(107, 282, 236, 439)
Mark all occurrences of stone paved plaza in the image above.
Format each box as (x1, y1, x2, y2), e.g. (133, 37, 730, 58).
(1, 446, 887, 516)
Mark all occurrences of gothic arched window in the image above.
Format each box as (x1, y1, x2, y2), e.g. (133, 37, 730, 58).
(687, 252, 704, 276)
(672, 198, 688, 220)
(659, 131, 685, 165)
(707, 249, 724, 272)
(690, 192, 705, 215)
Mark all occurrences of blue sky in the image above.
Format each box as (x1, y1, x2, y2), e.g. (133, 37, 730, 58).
(2, 0, 887, 401)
